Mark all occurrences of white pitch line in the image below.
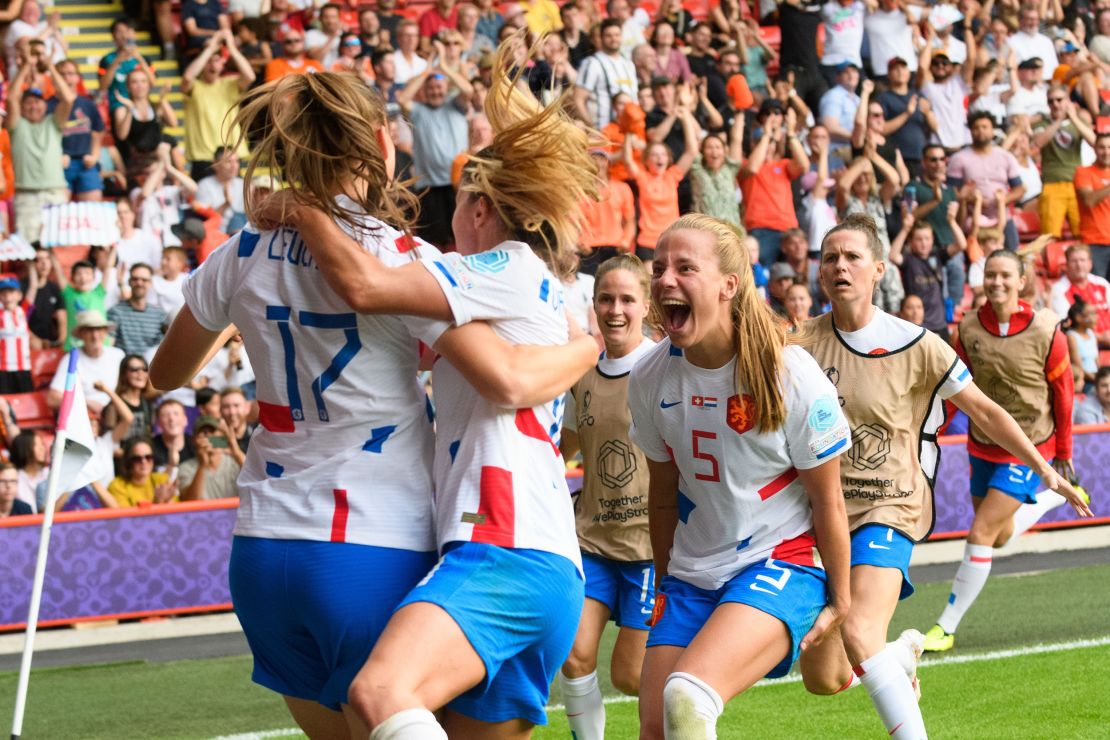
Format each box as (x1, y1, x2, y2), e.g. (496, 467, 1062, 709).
(209, 635, 1110, 738)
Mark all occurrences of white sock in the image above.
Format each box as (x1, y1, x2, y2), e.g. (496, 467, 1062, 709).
(560, 670, 605, 740)
(663, 672, 723, 740)
(856, 649, 928, 739)
(369, 708, 447, 740)
(836, 673, 861, 692)
(936, 543, 993, 634)
(1008, 490, 1066, 543)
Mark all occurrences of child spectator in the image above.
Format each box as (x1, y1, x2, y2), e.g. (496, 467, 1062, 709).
(1067, 299, 1099, 394)
(0, 274, 32, 393)
(60, 260, 108, 350)
(968, 225, 1005, 302)
(151, 246, 189, 316)
(892, 218, 950, 340)
(10, 431, 47, 513)
(115, 198, 162, 270)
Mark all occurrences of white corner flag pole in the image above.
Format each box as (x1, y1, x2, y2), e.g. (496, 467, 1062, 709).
(10, 429, 69, 740)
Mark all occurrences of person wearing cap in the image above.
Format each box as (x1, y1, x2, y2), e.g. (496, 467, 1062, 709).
(1008, 6, 1058, 81)
(574, 18, 638, 129)
(397, 48, 473, 249)
(766, 261, 798, 317)
(183, 28, 255, 182)
(819, 62, 861, 144)
(170, 216, 227, 266)
(178, 415, 242, 501)
(1034, 83, 1097, 238)
(0, 273, 32, 394)
(6, 53, 72, 245)
(919, 35, 976, 152)
(819, 0, 866, 89)
(46, 309, 125, 413)
(1004, 56, 1050, 120)
(877, 56, 937, 178)
(1052, 40, 1105, 117)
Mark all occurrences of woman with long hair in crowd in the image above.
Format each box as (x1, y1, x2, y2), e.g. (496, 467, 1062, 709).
(113, 67, 180, 177)
(150, 67, 597, 738)
(107, 437, 175, 507)
(104, 354, 154, 441)
(10, 431, 47, 514)
(558, 254, 656, 740)
(628, 213, 852, 739)
(254, 38, 601, 737)
(922, 249, 1091, 653)
(795, 216, 1089, 739)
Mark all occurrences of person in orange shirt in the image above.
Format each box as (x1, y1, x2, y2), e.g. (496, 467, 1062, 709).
(0, 113, 14, 235)
(1075, 132, 1110, 280)
(602, 92, 645, 182)
(740, 98, 810, 266)
(578, 149, 636, 274)
(264, 27, 324, 83)
(449, 113, 492, 188)
(621, 104, 699, 266)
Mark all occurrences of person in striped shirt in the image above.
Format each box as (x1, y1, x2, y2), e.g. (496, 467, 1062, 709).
(0, 274, 32, 393)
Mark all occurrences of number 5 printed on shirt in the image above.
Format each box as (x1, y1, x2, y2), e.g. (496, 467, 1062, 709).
(266, 305, 361, 424)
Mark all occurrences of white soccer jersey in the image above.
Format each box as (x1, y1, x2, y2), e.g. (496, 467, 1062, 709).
(628, 343, 850, 591)
(421, 243, 581, 570)
(184, 202, 448, 551)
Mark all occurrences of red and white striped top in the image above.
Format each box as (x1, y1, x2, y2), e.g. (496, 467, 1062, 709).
(0, 307, 31, 372)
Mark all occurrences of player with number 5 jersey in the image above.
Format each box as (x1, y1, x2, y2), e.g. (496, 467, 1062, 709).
(149, 72, 596, 739)
(627, 214, 852, 740)
(253, 40, 602, 739)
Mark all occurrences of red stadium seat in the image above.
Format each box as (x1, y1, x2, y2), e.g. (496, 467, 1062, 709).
(4, 391, 56, 431)
(1012, 210, 1042, 242)
(30, 348, 64, 390)
(1038, 238, 1071, 280)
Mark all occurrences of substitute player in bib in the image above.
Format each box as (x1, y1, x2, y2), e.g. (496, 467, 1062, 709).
(923, 250, 1093, 653)
(795, 215, 1089, 740)
(253, 42, 601, 739)
(628, 214, 853, 740)
(558, 254, 657, 740)
(150, 72, 597, 739)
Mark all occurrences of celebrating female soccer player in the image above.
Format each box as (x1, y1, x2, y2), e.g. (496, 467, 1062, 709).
(923, 249, 1092, 653)
(558, 254, 657, 740)
(149, 72, 596, 739)
(253, 44, 601, 738)
(628, 213, 852, 740)
(796, 216, 1089, 739)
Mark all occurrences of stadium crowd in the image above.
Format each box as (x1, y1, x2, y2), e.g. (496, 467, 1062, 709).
(2, 0, 1110, 519)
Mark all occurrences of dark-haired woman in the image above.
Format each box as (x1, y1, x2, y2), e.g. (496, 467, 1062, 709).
(9, 431, 47, 513)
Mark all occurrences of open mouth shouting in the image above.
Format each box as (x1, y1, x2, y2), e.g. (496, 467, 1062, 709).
(659, 297, 692, 334)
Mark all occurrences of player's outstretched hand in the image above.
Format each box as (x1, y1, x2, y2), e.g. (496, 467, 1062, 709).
(1044, 461, 1093, 517)
(800, 603, 846, 653)
(252, 190, 310, 231)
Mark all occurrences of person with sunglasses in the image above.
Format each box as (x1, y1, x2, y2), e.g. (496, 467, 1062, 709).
(331, 32, 374, 84)
(108, 437, 178, 507)
(1033, 85, 1097, 238)
(264, 26, 324, 83)
(103, 354, 155, 440)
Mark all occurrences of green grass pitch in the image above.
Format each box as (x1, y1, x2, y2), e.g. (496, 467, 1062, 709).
(1, 564, 1108, 738)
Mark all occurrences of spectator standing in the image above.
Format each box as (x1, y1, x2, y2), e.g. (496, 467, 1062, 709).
(0, 274, 32, 393)
(114, 197, 162, 267)
(47, 310, 125, 412)
(649, 21, 691, 84)
(474, 0, 503, 43)
(390, 20, 427, 84)
(819, 0, 866, 86)
(1050, 243, 1110, 344)
(877, 56, 937, 177)
(819, 61, 861, 144)
(376, 0, 405, 42)
(10, 432, 47, 513)
(684, 21, 716, 80)
(108, 263, 166, 356)
(891, 217, 956, 339)
(864, 0, 918, 80)
(305, 3, 344, 68)
(1004, 57, 1050, 120)
(98, 18, 152, 117)
(919, 42, 975, 153)
(741, 101, 811, 265)
(0, 463, 33, 517)
(737, 19, 777, 100)
(1075, 133, 1110, 279)
(103, 354, 155, 441)
(574, 20, 637, 129)
(948, 111, 1025, 251)
(778, 228, 823, 308)
(577, 150, 635, 274)
(60, 260, 109, 351)
(418, 0, 458, 50)
(457, 3, 494, 62)
(21, 247, 65, 348)
(51, 59, 104, 202)
(778, 0, 825, 110)
(264, 26, 324, 83)
(181, 0, 229, 56)
(607, 0, 649, 60)
(183, 29, 255, 181)
(646, 78, 721, 164)
(7, 57, 73, 244)
(907, 144, 966, 303)
(179, 416, 241, 500)
(194, 146, 245, 233)
(559, 2, 593, 68)
(109, 437, 177, 506)
(1008, 5, 1058, 80)
(399, 60, 472, 248)
(113, 68, 178, 175)
(688, 113, 744, 225)
(1035, 91, 1096, 238)
(356, 8, 382, 54)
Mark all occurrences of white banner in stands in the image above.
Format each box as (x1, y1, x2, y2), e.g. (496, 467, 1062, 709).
(0, 234, 36, 260)
(39, 202, 120, 247)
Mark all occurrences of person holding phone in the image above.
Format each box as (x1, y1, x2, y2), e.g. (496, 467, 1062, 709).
(178, 415, 241, 501)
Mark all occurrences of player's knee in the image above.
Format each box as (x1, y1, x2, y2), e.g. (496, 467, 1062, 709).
(662, 672, 723, 739)
(839, 612, 882, 660)
(347, 663, 408, 728)
(610, 661, 641, 696)
(801, 669, 845, 696)
(562, 645, 598, 678)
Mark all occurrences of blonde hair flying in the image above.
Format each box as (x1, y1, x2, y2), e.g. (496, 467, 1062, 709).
(233, 72, 419, 235)
(460, 33, 602, 277)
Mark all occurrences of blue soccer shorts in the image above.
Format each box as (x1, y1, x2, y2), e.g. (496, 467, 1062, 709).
(229, 535, 436, 710)
(969, 455, 1042, 504)
(582, 552, 655, 630)
(398, 542, 584, 726)
(850, 523, 916, 599)
(646, 559, 826, 678)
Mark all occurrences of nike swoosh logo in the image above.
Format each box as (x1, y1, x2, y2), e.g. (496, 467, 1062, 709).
(660, 400, 682, 409)
(868, 542, 891, 550)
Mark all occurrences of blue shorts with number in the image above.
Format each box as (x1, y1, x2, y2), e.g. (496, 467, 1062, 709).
(229, 535, 436, 710)
(582, 552, 655, 631)
(969, 455, 1042, 504)
(398, 542, 584, 726)
(850, 524, 915, 599)
(646, 560, 826, 678)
